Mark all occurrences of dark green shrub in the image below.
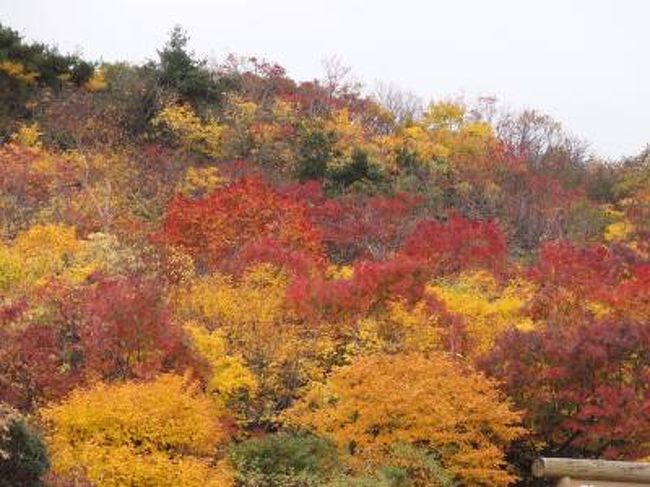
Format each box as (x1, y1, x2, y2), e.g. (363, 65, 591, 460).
(154, 25, 235, 109)
(0, 404, 50, 487)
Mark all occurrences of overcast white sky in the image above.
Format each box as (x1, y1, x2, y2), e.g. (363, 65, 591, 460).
(2, 0, 648, 159)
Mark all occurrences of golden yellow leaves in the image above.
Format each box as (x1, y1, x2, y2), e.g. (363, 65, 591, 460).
(185, 322, 257, 408)
(428, 271, 535, 358)
(152, 104, 224, 158)
(325, 264, 354, 281)
(13, 224, 80, 261)
(0, 225, 146, 298)
(177, 166, 225, 198)
(352, 300, 442, 355)
(423, 102, 466, 130)
(173, 264, 290, 328)
(172, 264, 339, 425)
(378, 101, 497, 172)
(42, 374, 232, 487)
(0, 224, 80, 294)
(11, 123, 43, 148)
(345, 271, 536, 360)
(603, 208, 636, 242)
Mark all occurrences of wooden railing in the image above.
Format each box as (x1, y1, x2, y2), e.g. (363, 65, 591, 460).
(532, 457, 650, 486)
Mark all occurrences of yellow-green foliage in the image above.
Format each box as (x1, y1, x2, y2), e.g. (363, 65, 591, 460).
(69, 232, 146, 281)
(173, 264, 337, 423)
(428, 271, 535, 358)
(248, 98, 299, 170)
(0, 224, 80, 294)
(325, 264, 354, 281)
(0, 226, 144, 296)
(185, 322, 257, 407)
(0, 244, 24, 293)
(220, 94, 259, 158)
(379, 101, 496, 171)
(604, 220, 634, 242)
(423, 102, 495, 158)
(51, 150, 140, 233)
(423, 102, 466, 130)
(324, 108, 382, 172)
(152, 104, 224, 158)
(42, 374, 232, 486)
(603, 208, 635, 242)
(174, 263, 290, 330)
(393, 124, 451, 162)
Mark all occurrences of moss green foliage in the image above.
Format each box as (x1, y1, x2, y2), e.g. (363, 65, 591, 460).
(229, 432, 341, 486)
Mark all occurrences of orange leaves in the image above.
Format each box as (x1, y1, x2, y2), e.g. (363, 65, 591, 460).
(286, 353, 524, 486)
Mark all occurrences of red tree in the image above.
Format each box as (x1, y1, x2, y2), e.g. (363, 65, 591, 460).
(282, 181, 426, 262)
(78, 277, 190, 380)
(400, 213, 507, 275)
(0, 325, 82, 411)
(528, 241, 630, 323)
(158, 177, 324, 272)
(481, 318, 650, 459)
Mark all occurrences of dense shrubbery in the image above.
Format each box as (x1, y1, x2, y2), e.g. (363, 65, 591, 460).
(0, 24, 648, 486)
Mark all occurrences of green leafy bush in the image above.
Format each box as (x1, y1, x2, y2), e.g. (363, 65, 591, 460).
(229, 432, 340, 486)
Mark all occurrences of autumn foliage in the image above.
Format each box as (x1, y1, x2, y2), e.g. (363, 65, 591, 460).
(42, 374, 233, 486)
(159, 176, 323, 272)
(0, 23, 649, 486)
(286, 353, 523, 486)
(482, 318, 650, 460)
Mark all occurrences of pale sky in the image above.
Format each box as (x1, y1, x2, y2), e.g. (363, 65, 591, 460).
(2, 0, 649, 159)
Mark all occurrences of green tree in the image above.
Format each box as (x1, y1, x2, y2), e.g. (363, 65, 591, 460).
(229, 432, 341, 486)
(155, 25, 230, 107)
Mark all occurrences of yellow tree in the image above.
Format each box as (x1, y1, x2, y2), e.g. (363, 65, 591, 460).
(152, 104, 223, 158)
(0, 225, 147, 299)
(428, 271, 536, 358)
(42, 374, 234, 486)
(350, 299, 443, 356)
(0, 224, 80, 297)
(286, 353, 524, 486)
(172, 264, 337, 426)
(184, 322, 257, 413)
(423, 102, 495, 158)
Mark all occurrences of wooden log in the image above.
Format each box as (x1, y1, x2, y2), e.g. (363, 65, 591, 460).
(532, 458, 650, 483)
(558, 477, 650, 487)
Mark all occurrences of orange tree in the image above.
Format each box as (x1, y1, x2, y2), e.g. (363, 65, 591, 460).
(285, 352, 524, 486)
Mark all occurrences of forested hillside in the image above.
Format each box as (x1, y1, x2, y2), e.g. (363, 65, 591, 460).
(0, 24, 648, 486)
